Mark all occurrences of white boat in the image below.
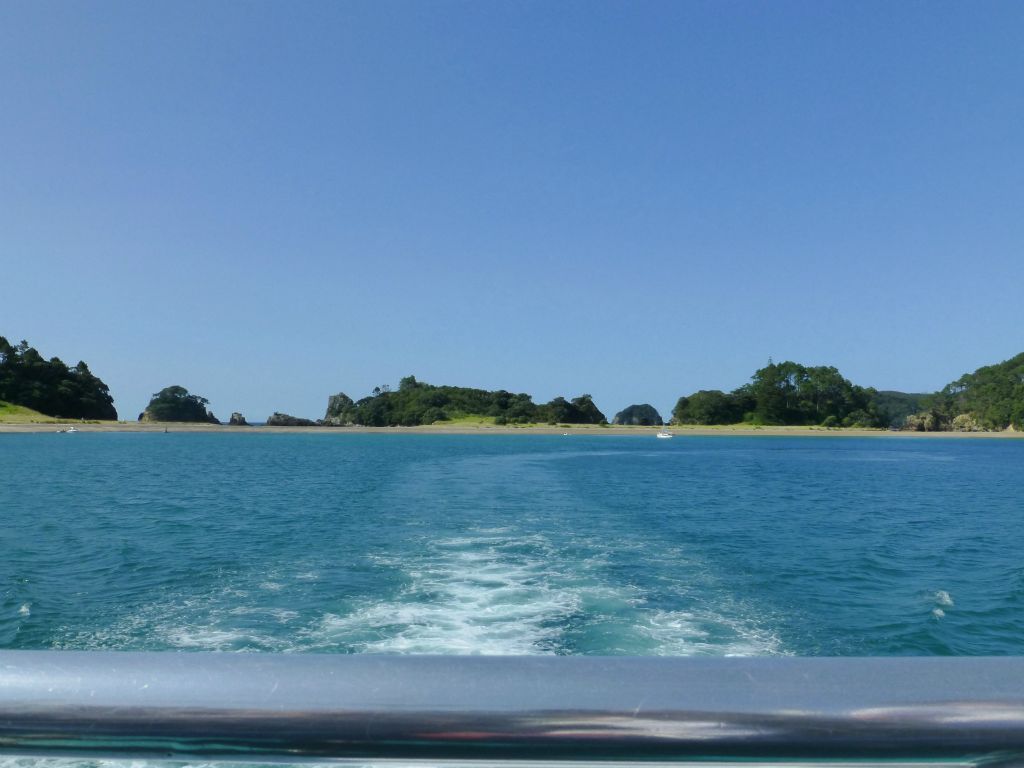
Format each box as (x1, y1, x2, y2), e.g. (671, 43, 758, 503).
(66, 426, 78, 433)
(656, 427, 673, 439)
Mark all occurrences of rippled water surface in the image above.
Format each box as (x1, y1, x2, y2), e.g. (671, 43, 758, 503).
(2, 433, 1023, 656)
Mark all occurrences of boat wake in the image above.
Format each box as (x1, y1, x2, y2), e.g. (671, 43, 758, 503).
(310, 532, 783, 656)
(311, 535, 576, 654)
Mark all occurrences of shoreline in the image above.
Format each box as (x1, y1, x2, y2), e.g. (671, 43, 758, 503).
(0, 422, 1021, 438)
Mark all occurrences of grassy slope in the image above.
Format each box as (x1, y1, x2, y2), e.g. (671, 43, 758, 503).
(0, 400, 61, 423)
(427, 414, 502, 426)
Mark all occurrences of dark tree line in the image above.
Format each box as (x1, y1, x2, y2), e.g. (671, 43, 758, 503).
(672, 354, 1024, 431)
(0, 336, 117, 420)
(672, 361, 885, 428)
(324, 375, 606, 426)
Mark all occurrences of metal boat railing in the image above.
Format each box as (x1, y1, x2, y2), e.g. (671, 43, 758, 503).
(1, 651, 1023, 766)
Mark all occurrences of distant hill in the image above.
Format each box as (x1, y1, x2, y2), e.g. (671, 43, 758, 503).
(324, 376, 606, 427)
(0, 336, 117, 420)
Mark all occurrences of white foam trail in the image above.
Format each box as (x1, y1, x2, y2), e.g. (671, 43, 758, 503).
(161, 628, 257, 649)
(43, 526, 782, 657)
(639, 608, 784, 656)
(18, 603, 30, 617)
(311, 534, 784, 657)
(934, 590, 954, 607)
(314, 536, 577, 654)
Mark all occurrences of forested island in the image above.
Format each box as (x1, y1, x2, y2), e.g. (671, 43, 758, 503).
(1, 331, 1021, 433)
(138, 386, 220, 423)
(322, 376, 606, 426)
(0, 336, 116, 420)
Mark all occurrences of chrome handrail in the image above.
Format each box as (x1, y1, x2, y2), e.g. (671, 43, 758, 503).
(1, 651, 1023, 764)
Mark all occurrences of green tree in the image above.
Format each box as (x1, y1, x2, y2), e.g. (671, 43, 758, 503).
(671, 361, 886, 427)
(749, 360, 803, 424)
(672, 390, 739, 424)
(570, 394, 607, 424)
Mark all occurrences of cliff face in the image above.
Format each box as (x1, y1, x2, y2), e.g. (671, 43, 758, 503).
(323, 393, 355, 426)
(266, 412, 317, 427)
(612, 403, 663, 426)
(228, 412, 248, 426)
(951, 413, 983, 432)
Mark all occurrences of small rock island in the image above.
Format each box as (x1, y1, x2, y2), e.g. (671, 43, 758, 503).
(612, 404, 663, 426)
(266, 412, 317, 427)
(139, 386, 220, 423)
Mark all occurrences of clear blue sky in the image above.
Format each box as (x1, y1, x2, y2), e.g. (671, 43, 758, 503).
(2, 1, 1022, 421)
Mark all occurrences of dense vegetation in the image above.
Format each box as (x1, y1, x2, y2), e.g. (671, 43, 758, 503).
(671, 354, 1024, 431)
(324, 376, 607, 426)
(673, 361, 885, 428)
(139, 385, 219, 423)
(910, 353, 1024, 431)
(870, 391, 930, 428)
(0, 336, 117, 420)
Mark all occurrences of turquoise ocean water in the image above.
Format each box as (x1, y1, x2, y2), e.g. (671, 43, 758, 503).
(3, 432, 1023, 657)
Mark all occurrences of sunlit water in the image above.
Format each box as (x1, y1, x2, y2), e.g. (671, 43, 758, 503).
(3, 432, 1023, 657)
(3, 433, 1023, 768)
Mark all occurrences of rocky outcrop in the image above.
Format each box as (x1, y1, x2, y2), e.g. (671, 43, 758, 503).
(323, 393, 355, 426)
(612, 403, 663, 426)
(228, 412, 248, 426)
(266, 412, 317, 427)
(904, 410, 990, 432)
(951, 413, 983, 432)
(903, 411, 949, 432)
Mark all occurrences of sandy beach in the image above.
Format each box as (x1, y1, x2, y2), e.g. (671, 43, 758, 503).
(0, 421, 1020, 438)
